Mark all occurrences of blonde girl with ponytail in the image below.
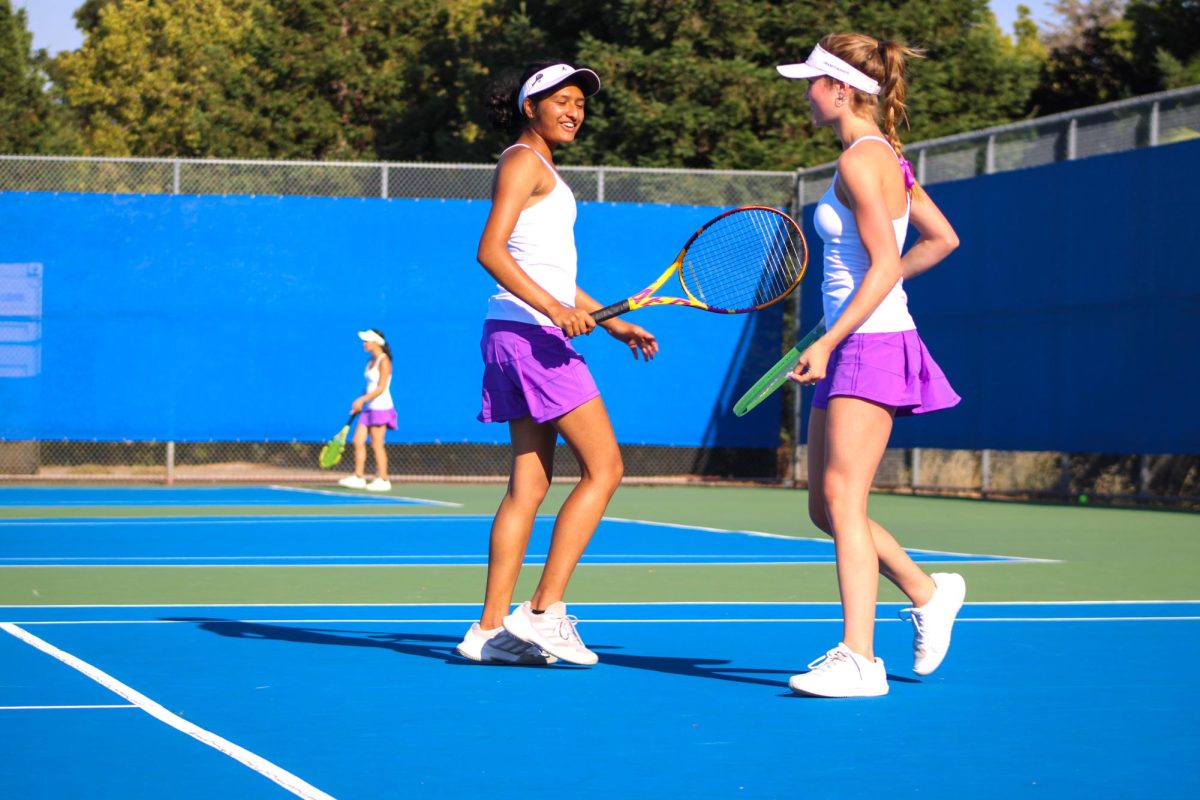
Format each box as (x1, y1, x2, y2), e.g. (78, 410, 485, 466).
(777, 34, 966, 698)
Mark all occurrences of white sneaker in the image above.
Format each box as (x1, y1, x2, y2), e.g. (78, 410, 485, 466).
(788, 643, 889, 697)
(502, 601, 598, 666)
(337, 475, 367, 489)
(901, 572, 967, 676)
(365, 478, 392, 492)
(455, 623, 557, 665)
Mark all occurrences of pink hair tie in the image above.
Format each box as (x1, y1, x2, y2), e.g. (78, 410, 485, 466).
(898, 157, 916, 190)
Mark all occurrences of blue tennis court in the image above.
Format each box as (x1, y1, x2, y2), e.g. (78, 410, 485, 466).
(0, 514, 1030, 567)
(0, 486, 456, 507)
(2, 601, 1197, 799)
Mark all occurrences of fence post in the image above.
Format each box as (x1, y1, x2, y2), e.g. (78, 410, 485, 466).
(1067, 119, 1078, 161)
(985, 135, 996, 174)
(381, 164, 389, 199)
(981, 448, 991, 495)
(911, 447, 922, 493)
(917, 148, 927, 184)
(596, 167, 605, 202)
(1059, 453, 1071, 498)
(1149, 102, 1160, 147)
(165, 441, 176, 486)
(172, 160, 181, 195)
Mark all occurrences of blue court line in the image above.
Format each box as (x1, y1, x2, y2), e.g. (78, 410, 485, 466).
(0, 515, 1033, 566)
(0, 486, 456, 507)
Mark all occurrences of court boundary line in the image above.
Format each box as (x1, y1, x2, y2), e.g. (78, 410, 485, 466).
(1, 703, 136, 710)
(266, 485, 462, 507)
(0, 623, 334, 800)
(7, 616, 1200, 626)
(6, 600, 1196, 608)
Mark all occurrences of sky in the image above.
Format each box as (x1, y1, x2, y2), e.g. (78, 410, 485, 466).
(14, 1, 1062, 56)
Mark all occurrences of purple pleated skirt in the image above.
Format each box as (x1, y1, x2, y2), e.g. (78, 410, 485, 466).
(478, 320, 600, 424)
(812, 329, 960, 416)
(358, 408, 398, 430)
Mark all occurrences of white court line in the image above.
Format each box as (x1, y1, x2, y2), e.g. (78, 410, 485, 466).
(0, 623, 333, 800)
(266, 485, 462, 507)
(3, 600, 1196, 608)
(1, 704, 136, 710)
(9, 616, 1200, 626)
(0, 515, 492, 526)
(600, 517, 1057, 564)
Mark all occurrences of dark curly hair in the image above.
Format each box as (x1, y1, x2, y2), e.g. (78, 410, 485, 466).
(485, 60, 591, 134)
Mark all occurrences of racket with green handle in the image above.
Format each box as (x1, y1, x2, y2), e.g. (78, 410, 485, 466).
(732, 320, 826, 416)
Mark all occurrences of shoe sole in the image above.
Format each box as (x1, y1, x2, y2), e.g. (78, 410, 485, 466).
(503, 614, 598, 666)
(789, 685, 890, 698)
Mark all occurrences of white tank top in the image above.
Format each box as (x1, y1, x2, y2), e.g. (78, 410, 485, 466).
(364, 355, 393, 411)
(485, 144, 579, 326)
(814, 135, 915, 334)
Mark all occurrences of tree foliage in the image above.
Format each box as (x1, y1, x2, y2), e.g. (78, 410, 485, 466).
(1031, 0, 1200, 114)
(0, 0, 63, 153)
(18, 0, 1059, 167)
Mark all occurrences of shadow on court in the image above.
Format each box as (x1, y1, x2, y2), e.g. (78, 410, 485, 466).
(165, 617, 845, 687)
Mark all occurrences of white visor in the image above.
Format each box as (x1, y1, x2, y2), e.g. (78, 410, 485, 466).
(776, 44, 881, 96)
(357, 330, 385, 345)
(517, 63, 601, 111)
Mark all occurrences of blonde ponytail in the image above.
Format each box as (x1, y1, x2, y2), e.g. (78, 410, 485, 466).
(819, 34, 924, 158)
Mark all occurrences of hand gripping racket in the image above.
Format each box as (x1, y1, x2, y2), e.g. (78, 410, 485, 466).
(591, 206, 808, 322)
(318, 412, 359, 469)
(732, 320, 826, 416)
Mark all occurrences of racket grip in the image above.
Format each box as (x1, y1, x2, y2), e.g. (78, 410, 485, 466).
(591, 300, 631, 323)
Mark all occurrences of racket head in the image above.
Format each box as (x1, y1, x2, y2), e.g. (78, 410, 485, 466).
(318, 413, 358, 469)
(676, 206, 808, 314)
(733, 321, 826, 417)
(318, 430, 348, 469)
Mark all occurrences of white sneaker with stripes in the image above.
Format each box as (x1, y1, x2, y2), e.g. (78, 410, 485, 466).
(503, 601, 598, 666)
(455, 623, 556, 665)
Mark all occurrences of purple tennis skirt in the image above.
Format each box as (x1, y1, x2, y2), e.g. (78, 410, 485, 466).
(812, 329, 961, 416)
(358, 408, 398, 430)
(478, 319, 600, 424)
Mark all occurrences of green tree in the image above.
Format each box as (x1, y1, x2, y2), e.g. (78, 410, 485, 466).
(0, 0, 62, 153)
(55, 0, 281, 157)
(1126, 0, 1200, 89)
(49, 0, 1045, 168)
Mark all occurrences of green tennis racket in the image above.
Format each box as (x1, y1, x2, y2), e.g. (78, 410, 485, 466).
(318, 412, 359, 468)
(732, 320, 826, 417)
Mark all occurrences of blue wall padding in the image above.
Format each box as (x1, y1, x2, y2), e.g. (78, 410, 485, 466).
(0, 193, 784, 447)
(3, 138, 1197, 453)
(798, 138, 1200, 454)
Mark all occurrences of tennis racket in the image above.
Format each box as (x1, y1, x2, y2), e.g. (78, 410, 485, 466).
(592, 206, 808, 322)
(732, 320, 826, 417)
(318, 412, 359, 469)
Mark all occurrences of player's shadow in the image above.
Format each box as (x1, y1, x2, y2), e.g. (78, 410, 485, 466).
(590, 647, 921, 689)
(164, 617, 466, 663)
(589, 647, 793, 687)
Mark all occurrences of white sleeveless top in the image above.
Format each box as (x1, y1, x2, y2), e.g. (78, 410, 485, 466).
(485, 144, 579, 326)
(364, 355, 393, 411)
(814, 135, 915, 334)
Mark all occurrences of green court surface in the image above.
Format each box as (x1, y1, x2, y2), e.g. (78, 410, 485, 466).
(1, 483, 1195, 606)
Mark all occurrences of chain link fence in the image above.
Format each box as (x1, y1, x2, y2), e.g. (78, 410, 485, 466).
(3, 85, 1198, 506)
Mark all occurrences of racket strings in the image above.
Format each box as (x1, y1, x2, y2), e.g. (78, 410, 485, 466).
(679, 208, 805, 311)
